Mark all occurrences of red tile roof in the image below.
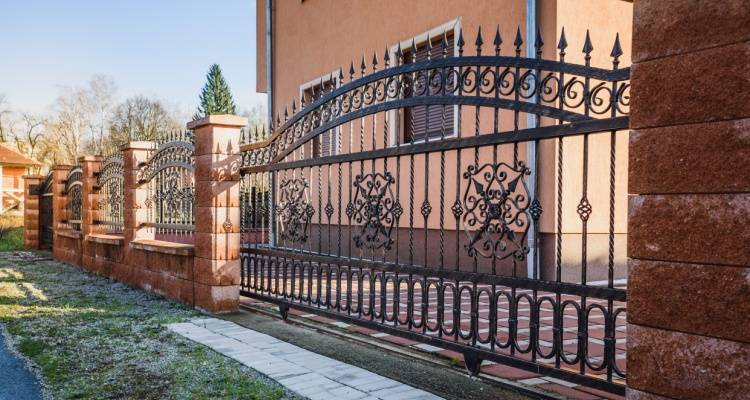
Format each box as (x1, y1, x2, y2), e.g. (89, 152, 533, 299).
(0, 144, 41, 166)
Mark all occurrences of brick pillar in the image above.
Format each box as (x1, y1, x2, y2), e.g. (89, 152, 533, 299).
(50, 165, 72, 231)
(22, 175, 43, 249)
(627, 2, 750, 400)
(80, 156, 104, 238)
(122, 142, 155, 246)
(79, 156, 103, 273)
(188, 114, 247, 314)
(50, 165, 72, 261)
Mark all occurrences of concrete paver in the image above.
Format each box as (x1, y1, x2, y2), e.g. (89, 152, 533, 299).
(169, 318, 443, 400)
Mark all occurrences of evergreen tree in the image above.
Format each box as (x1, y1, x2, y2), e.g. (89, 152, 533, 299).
(194, 64, 237, 119)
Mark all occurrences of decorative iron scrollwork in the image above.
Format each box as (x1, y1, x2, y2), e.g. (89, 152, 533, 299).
(138, 137, 196, 234)
(153, 169, 195, 220)
(96, 154, 124, 230)
(137, 141, 194, 183)
(277, 177, 314, 243)
(462, 162, 532, 260)
(64, 166, 83, 230)
(351, 171, 401, 250)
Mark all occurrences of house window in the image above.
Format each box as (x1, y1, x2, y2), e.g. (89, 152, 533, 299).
(302, 76, 339, 157)
(403, 32, 455, 143)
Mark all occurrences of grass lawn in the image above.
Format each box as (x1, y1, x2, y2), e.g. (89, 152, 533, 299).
(0, 253, 297, 399)
(0, 215, 24, 251)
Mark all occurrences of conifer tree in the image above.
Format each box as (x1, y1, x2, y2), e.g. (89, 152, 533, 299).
(194, 64, 237, 119)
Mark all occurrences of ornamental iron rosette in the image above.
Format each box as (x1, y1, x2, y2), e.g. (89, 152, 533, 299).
(349, 171, 401, 250)
(462, 161, 533, 261)
(277, 177, 314, 243)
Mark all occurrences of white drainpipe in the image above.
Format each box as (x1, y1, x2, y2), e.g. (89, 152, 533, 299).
(526, 0, 538, 279)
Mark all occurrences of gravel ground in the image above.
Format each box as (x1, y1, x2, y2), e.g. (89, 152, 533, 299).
(0, 252, 302, 400)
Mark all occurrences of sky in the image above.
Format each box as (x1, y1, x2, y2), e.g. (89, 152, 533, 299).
(0, 0, 266, 116)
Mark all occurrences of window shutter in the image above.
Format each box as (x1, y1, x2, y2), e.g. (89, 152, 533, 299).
(404, 33, 455, 142)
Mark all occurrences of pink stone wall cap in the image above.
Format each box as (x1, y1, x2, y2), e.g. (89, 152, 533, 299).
(22, 175, 45, 180)
(187, 114, 249, 130)
(119, 141, 155, 151)
(78, 155, 104, 162)
(52, 164, 74, 170)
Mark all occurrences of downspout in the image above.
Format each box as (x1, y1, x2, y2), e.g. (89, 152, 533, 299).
(525, 0, 538, 279)
(266, 0, 273, 126)
(266, 0, 276, 247)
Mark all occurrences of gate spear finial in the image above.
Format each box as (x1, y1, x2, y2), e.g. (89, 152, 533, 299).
(535, 26, 544, 57)
(557, 27, 568, 59)
(457, 27, 465, 56)
(583, 29, 594, 64)
(475, 26, 483, 55)
(514, 26, 523, 56)
(493, 25, 502, 56)
(610, 33, 623, 68)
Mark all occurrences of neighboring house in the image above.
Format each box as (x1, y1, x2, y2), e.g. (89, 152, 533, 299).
(0, 144, 41, 214)
(253, 0, 633, 284)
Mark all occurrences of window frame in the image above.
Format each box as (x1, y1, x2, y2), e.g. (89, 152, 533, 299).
(387, 18, 462, 147)
(299, 71, 342, 157)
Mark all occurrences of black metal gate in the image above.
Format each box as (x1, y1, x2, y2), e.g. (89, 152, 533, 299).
(239, 27, 629, 395)
(38, 173, 54, 249)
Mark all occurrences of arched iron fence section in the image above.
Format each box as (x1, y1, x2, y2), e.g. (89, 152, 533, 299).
(239, 28, 629, 394)
(94, 153, 124, 233)
(137, 131, 195, 239)
(63, 166, 83, 231)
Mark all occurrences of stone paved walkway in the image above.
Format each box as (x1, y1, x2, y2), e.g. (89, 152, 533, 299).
(168, 318, 444, 400)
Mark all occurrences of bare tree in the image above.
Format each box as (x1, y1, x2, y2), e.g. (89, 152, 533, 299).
(0, 95, 16, 144)
(84, 75, 117, 155)
(14, 113, 45, 162)
(44, 86, 91, 165)
(105, 95, 180, 152)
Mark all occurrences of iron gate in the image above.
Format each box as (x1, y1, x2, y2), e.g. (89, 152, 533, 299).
(239, 27, 629, 394)
(38, 173, 54, 249)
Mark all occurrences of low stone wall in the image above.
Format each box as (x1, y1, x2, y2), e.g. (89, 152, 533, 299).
(53, 230, 82, 266)
(28, 115, 247, 314)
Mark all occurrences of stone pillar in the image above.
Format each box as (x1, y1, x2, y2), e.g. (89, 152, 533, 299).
(188, 114, 247, 314)
(50, 165, 72, 261)
(121, 142, 155, 246)
(627, 2, 750, 399)
(22, 175, 43, 249)
(80, 156, 104, 238)
(50, 166, 72, 231)
(79, 156, 103, 273)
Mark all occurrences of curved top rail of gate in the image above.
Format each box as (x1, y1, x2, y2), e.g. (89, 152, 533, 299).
(241, 29, 629, 169)
(63, 165, 83, 231)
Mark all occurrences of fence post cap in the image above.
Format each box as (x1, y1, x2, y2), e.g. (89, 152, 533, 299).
(77, 155, 103, 163)
(187, 114, 248, 130)
(22, 174, 45, 181)
(119, 141, 155, 151)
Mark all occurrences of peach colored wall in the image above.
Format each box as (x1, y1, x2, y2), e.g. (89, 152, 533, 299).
(270, 0, 525, 116)
(262, 0, 633, 280)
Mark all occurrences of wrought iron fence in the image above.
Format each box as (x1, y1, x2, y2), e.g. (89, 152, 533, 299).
(95, 153, 124, 233)
(239, 26, 629, 394)
(63, 165, 83, 231)
(138, 130, 195, 239)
